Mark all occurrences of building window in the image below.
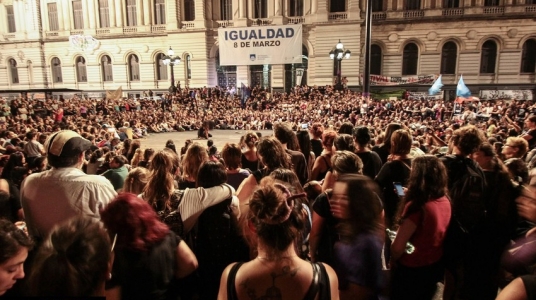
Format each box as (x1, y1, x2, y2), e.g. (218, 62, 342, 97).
(371, 45, 382, 75)
(443, 0, 460, 7)
(6, 5, 16, 33)
(254, 0, 268, 18)
(76, 56, 87, 82)
(330, 0, 346, 12)
(155, 0, 166, 24)
(289, 0, 304, 16)
(184, 0, 195, 21)
(156, 53, 168, 80)
(372, 1, 384, 11)
(521, 39, 536, 73)
(186, 55, 192, 80)
(8, 59, 18, 84)
(527, 0, 536, 4)
(48, 3, 59, 31)
(440, 42, 457, 75)
(72, 0, 84, 29)
(221, 0, 232, 20)
(126, 0, 137, 26)
(51, 57, 63, 83)
(484, 0, 499, 5)
(480, 40, 497, 74)
(128, 55, 140, 81)
(101, 55, 113, 81)
(402, 43, 419, 75)
(99, 0, 110, 28)
(406, 0, 421, 9)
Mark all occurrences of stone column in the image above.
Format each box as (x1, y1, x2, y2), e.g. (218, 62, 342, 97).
(109, 0, 116, 27)
(423, 0, 431, 9)
(63, 1, 71, 30)
(115, 0, 123, 27)
(312, 0, 318, 14)
(0, 5, 6, 33)
(136, 0, 143, 26)
(82, 0, 90, 29)
(88, 0, 96, 29)
(143, 0, 151, 25)
(17, 0, 27, 32)
(239, 0, 246, 18)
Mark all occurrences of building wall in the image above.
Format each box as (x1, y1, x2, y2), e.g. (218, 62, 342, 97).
(0, 0, 535, 95)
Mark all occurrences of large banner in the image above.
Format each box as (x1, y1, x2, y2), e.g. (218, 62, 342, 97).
(360, 74, 436, 86)
(479, 90, 533, 101)
(218, 24, 302, 66)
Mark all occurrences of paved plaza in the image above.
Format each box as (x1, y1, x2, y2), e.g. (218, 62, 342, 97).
(140, 129, 275, 151)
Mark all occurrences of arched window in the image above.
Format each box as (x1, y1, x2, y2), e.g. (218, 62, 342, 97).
(128, 54, 140, 81)
(8, 59, 18, 84)
(51, 57, 63, 83)
(184, 0, 195, 21)
(402, 43, 419, 75)
(186, 55, 192, 80)
(440, 42, 457, 75)
(155, 53, 167, 80)
(76, 56, 87, 82)
(289, 0, 304, 16)
(330, 0, 345, 12)
(480, 40, 497, 74)
(521, 39, 536, 73)
(370, 44, 382, 75)
(101, 55, 113, 81)
(254, 0, 268, 18)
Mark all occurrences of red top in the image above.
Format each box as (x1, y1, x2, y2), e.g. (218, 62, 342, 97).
(399, 196, 451, 267)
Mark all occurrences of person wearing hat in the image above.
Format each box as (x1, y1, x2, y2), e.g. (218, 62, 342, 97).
(20, 130, 117, 241)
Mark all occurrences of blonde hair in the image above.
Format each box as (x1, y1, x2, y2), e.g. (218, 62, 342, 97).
(181, 142, 208, 180)
(130, 148, 143, 167)
(123, 167, 149, 195)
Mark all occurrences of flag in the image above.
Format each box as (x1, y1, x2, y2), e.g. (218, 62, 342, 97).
(456, 76, 471, 98)
(428, 75, 443, 95)
(106, 86, 122, 100)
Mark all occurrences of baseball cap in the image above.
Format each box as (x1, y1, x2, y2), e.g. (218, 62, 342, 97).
(44, 130, 93, 157)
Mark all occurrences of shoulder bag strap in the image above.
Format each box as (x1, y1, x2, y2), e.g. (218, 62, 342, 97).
(316, 262, 331, 299)
(227, 262, 244, 300)
(303, 262, 320, 300)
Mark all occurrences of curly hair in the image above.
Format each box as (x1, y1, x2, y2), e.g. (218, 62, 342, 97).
(450, 125, 486, 156)
(0, 219, 33, 265)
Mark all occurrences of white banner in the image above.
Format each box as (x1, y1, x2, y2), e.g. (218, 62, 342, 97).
(218, 24, 302, 66)
(479, 90, 533, 101)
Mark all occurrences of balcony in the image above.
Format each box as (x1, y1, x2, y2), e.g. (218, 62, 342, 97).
(328, 12, 348, 20)
(2, 34, 15, 39)
(151, 25, 166, 32)
(372, 12, 386, 20)
(181, 21, 194, 29)
(70, 30, 84, 35)
(483, 6, 505, 14)
(442, 8, 464, 16)
(403, 10, 424, 18)
(46, 31, 59, 37)
(96, 28, 110, 35)
(287, 16, 305, 24)
(216, 20, 234, 28)
(123, 26, 138, 33)
(526, 6, 536, 12)
(251, 18, 272, 26)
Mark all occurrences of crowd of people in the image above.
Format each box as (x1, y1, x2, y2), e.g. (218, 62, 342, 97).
(1, 84, 536, 299)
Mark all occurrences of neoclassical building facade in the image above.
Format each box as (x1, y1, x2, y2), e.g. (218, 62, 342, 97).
(0, 0, 535, 98)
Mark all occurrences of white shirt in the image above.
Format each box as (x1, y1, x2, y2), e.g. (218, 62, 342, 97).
(21, 167, 117, 239)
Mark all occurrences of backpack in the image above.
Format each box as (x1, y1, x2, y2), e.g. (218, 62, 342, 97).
(444, 155, 487, 234)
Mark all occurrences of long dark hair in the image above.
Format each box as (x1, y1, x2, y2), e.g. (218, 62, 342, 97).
(336, 174, 383, 242)
(397, 155, 448, 224)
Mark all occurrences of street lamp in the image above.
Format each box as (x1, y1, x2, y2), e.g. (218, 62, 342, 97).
(329, 40, 351, 91)
(162, 46, 181, 94)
